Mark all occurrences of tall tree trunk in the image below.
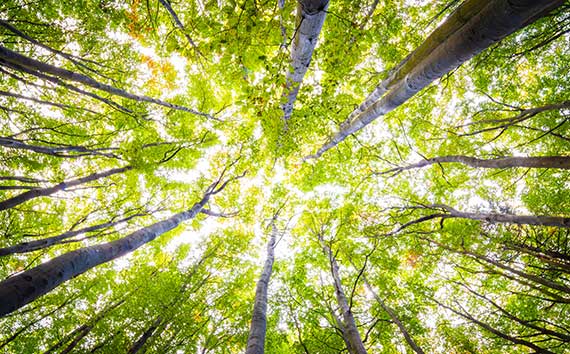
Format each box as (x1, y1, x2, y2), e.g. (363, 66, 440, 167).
(282, 0, 329, 122)
(433, 299, 556, 354)
(127, 316, 163, 354)
(44, 298, 125, 354)
(436, 204, 570, 228)
(319, 237, 367, 354)
(0, 136, 117, 158)
(0, 173, 240, 317)
(423, 236, 570, 295)
(0, 46, 213, 119)
(307, 0, 564, 159)
(245, 218, 279, 354)
(362, 276, 425, 354)
(393, 204, 570, 236)
(0, 213, 146, 256)
(0, 166, 131, 211)
(378, 155, 570, 175)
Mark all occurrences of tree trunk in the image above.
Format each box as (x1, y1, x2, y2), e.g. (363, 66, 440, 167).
(245, 219, 279, 354)
(0, 46, 213, 119)
(282, 0, 329, 122)
(423, 236, 570, 295)
(438, 204, 570, 228)
(307, 0, 564, 159)
(0, 166, 131, 211)
(362, 276, 425, 354)
(44, 298, 125, 354)
(0, 213, 146, 256)
(127, 316, 163, 354)
(0, 192, 208, 317)
(379, 155, 570, 175)
(319, 237, 367, 354)
(433, 298, 556, 354)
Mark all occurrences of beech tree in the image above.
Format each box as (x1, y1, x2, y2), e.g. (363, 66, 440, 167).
(0, 0, 569, 353)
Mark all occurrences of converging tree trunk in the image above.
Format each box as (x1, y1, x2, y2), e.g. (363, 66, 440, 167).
(0, 166, 132, 211)
(282, 0, 329, 122)
(362, 276, 425, 354)
(319, 235, 367, 354)
(0, 212, 147, 256)
(127, 316, 163, 354)
(377, 155, 570, 175)
(307, 0, 564, 159)
(0, 172, 243, 317)
(433, 298, 557, 354)
(390, 204, 570, 236)
(0, 45, 214, 119)
(245, 217, 279, 354)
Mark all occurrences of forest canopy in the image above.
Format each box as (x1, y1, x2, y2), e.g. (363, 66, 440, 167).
(0, 0, 569, 353)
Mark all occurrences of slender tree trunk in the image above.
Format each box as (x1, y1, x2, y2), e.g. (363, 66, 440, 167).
(319, 237, 367, 354)
(245, 219, 279, 354)
(282, 0, 329, 122)
(44, 299, 125, 354)
(157, 0, 201, 54)
(0, 191, 209, 317)
(437, 204, 570, 228)
(127, 316, 163, 354)
(0, 213, 146, 256)
(433, 299, 556, 354)
(423, 237, 570, 295)
(0, 166, 131, 211)
(457, 281, 570, 342)
(378, 155, 570, 175)
(0, 46, 213, 119)
(362, 276, 425, 354)
(307, 0, 564, 159)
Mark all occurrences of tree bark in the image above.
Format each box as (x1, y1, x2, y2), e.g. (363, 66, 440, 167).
(378, 155, 570, 175)
(307, 0, 564, 159)
(245, 218, 279, 354)
(282, 0, 329, 122)
(0, 213, 146, 256)
(0, 166, 131, 211)
(0, 186, 215, 317)
(319, 237, 367, 354)
(362, 276, 425, 354)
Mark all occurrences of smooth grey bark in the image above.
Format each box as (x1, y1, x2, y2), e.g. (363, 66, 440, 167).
(433, 299, 557, 354)
(319, 236, 367, 354)
(307, 0, 564, 159)
(282, 0, 329, 122)
(0, 172, 241, 317)
(0, 46, 215, 119)
(0, 166, 131, 211)
(127, 316, 163, 354)
(362, 276, 425, 354)
(0, 136, 118, 158)
(378, 155, 570, 175)
(390, 204, 570, 236)
(245, 219, 279, 354)
(0, 213, 146, 256)
(434, 204, 570, 228)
